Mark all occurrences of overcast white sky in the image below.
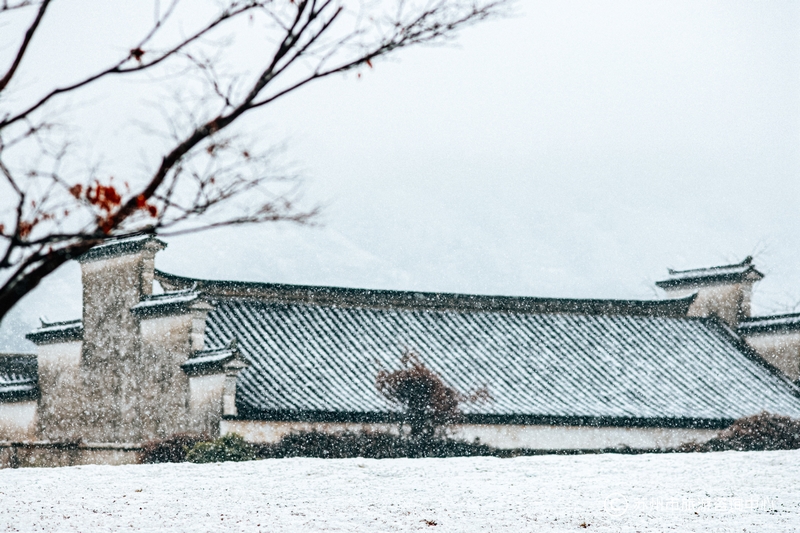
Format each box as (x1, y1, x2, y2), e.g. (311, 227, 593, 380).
(2, 0, 800, 350)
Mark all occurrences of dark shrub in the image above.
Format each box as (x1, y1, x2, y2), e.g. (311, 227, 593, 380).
(253, 429, 500, 459)
(679, 412, 800, 452)
(376, 350, 463, 443)
(185, 433, 256, 463)
(255, 430, 405, 459)
(139, 433, 209, 464)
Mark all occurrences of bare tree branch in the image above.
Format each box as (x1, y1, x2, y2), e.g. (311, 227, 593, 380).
(0, 0, 50, 92)
(0, 1, 262, 129)
(0, 0, 509, 322)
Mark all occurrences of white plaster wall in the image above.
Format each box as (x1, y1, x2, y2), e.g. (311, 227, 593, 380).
(138, 313, 199, 437)
(139, 315, 191, 349)
(745, 332, 800, 381)
(189, 315, 208, 352)
(0, 401, 37, 441)
(189, 374, 225, 412)
(220, 420, 717, 450)
(81, 252, 141, 275)
(189, 374, 225, 427)
(36, 341, 83, 441)
(451, 423, 717, 450)
(668, 283, 750, 327)
(38, 341, 81, 369)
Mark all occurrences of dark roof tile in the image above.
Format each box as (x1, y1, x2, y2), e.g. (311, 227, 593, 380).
(26, 319, 83, 345)
(0, 354, 38, 401)
(202, 298, 800, 427)
(739, 313, 800, 335)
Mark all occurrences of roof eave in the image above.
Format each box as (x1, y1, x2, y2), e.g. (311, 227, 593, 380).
(737, 312, 800, 336)
(656, 269, 764, 290)
(25, 325, 83, 345)
(738, 323, 800, 336)
(228, 408, 733, 430)
(130, 299, 210, 319)
(0, 386, 39, 402)
(181, 349, 236, 376)
(156, 269, 696, 317)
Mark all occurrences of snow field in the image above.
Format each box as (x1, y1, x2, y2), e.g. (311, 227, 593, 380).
(0, 450, 797, 532)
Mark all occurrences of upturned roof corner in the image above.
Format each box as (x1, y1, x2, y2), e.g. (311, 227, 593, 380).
(656, 256, 764, 290)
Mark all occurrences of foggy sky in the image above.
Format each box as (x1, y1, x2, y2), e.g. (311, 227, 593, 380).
(2, 0, 799, 351)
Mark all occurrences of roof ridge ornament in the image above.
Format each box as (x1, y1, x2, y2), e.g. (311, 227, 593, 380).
(148, 282, 199, 299)
(223, 337, 248, 374)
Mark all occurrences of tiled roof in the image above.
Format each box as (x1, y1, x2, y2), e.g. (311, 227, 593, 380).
(26, 319, 83, 345)
(656, 256, 764, 290)
(130, 288, 202, 317)
(181, 347, 238, 376)
(202, 297, 800, 428)
(77, 234, 166, 263)
(738, 313, 800, 335)
(0, 354, 38, 401)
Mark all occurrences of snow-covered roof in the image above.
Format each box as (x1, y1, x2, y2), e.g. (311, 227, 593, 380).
(156, 269, 696, 317)
(655, 256, 764, 290)
(180, 347, 237, 375)
(153, 270, 800, 428)
(77, 233, 166, 263)
(738, 313, 800, 335)
(0, 354, 38, 401)
(203, 300, 800, 427)
(26, 319, 83, 345)
(130, 288, 202, 317)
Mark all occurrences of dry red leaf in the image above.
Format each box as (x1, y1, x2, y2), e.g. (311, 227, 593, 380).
(86, 182, 122, 213)
(18, 221, 33, 238)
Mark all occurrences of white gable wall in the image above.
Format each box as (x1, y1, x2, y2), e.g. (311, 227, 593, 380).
(0, 401, 37, 441)
(744, 332, 800, 382)
(36, 340, 82, 441)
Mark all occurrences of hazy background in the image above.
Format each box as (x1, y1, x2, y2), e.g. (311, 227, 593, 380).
(2, 0, 800, 351)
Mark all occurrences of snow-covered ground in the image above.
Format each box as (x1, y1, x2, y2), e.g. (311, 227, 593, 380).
(0, 451, 796, 532)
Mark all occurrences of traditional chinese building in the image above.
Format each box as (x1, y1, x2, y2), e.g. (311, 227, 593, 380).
(2, 236, 800, 466)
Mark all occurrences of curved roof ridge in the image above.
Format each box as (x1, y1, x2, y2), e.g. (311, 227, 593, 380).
(668, 256, 754, 276)
(154, 269, 696, 317)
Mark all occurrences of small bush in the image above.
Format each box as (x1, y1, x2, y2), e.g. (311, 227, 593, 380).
(679, 412, 800, 452)
(255, 430, 404, 459)
(376, 349, 492, 445)
(185, 433, 256, 463)
(252, 430, 500, 459)
(376, 350, 462, 443)
(139, 433, 209, 464)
